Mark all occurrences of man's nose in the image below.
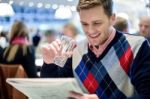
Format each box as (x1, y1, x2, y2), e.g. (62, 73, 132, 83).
(87, 25, 95, 34)
(140, 26, 145, 31)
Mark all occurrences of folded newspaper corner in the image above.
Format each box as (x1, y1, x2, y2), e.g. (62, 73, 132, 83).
(6, 78, 83, 99)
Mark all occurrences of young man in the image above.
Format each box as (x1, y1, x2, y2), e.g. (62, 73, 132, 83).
(41, 0, 150, 98)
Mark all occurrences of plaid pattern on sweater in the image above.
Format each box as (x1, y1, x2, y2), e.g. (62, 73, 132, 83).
(75, 35, 134, 99)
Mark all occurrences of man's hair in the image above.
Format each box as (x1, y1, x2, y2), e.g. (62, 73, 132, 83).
(63, 23, 78, 36)
(44, 29, 56, 36)
(77, 0, 113, 17)
(114, 17, 128, 32)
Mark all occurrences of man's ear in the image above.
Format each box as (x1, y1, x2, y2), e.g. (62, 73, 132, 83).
(110, 13, 116, 25)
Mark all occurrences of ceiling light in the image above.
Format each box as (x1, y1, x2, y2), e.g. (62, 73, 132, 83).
(0, 3, 15, 16)
(55, 6, 72, 19)
(37, 3, 43, 8)
(52, 4, 58, 9)
(45, 4, 51, 9)
(67, 0, 73, 2)
(29, 2, 34, 7)
(9, 0, 14, 5)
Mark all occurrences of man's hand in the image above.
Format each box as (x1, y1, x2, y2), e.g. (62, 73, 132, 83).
(41, 39, 61, 64)
(68, 91, 99, 99)
(41, 38, 76, 64)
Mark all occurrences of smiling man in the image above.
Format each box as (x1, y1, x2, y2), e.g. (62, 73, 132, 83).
(41, 0, 150, 99)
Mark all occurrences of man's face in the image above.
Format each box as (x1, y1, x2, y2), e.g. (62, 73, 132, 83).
(139, 18, 150, 37)
(46, 34, 56, 43)
(63, 27, 75, 38)
(79, 6, 115, 46)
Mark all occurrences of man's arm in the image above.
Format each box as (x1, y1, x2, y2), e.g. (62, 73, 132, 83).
(130, 40, 150, 99)
(40, 58, 73, 78)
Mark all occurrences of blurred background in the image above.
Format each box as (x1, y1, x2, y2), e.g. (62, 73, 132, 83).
(0, 0, 150, 65)
(1, 1, 150, 98)
(0, 0, 150, 34)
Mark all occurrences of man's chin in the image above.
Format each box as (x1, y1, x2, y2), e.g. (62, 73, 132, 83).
(91, 44, 100, 47)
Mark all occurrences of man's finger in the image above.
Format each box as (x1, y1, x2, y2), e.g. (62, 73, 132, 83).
(69, 91, 83, 99)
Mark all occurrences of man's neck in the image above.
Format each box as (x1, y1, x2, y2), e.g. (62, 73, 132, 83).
(89, 27, 116, 58)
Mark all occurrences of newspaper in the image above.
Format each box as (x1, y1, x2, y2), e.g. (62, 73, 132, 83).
(6, 78, 83, 99)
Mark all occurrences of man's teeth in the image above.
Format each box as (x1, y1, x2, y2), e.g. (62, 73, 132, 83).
(89, 34, 99, 38)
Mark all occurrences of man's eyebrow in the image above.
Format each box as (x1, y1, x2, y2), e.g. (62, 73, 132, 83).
(92, 20, 103, 23)
(80, 21, 87, 24)
(80, 20, 102, 23)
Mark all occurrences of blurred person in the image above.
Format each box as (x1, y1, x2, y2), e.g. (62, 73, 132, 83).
(41, 0, 150, 99)
(114, 16, 129, 33)
(0, 45, 3, 60)
(139, 16, 150, 42)
(35, 29, 56, 58)
(0, 21, 38, 78)
(62, 23, 85, 43)
(32, 29, 41, 49)
(43, 29, 56, 43)
(0, 31, 8, 48)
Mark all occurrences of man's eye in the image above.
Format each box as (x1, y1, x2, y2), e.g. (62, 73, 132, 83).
(94, 23, 101, 25)
(82, 23, 88, 26)
(145, 25, 150, 28)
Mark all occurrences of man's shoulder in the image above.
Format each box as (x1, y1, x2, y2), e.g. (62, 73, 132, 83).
(76, 38, 88, 48)
(123, 33, 145, 43)
(74, 38, 88, 54)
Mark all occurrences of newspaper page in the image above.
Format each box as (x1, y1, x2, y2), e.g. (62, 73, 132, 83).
(6, 78, 83, 99)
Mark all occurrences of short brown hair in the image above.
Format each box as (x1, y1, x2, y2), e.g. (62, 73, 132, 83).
(77, 0, 113, 17)
(114, 17, 128, 32)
